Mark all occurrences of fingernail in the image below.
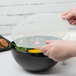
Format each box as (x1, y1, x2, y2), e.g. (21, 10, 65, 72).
(44, 51, 48, 56)
(62, 16, 67, 20)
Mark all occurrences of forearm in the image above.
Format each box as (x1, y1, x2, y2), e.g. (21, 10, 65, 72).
(70, 41, 76, 57)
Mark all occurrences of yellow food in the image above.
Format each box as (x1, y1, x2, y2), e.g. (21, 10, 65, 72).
(28, 50, 41, 53)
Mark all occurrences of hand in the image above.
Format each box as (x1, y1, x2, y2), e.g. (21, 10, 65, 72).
(40, 40, 76, 62)
(62, 7, 76, 25)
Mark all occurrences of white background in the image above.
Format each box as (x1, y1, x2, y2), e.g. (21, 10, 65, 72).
(0, 0, 76, 35)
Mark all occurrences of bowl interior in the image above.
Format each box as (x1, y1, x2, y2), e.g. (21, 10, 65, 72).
(14, 35, 59, 48)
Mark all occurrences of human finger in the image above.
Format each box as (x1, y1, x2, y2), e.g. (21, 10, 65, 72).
(45, 40, 54, 44)
(62, 9, 72, 17)
(63, 12, 73, 20)
(71, 20, 76, 25)
(40, 45, 48, 53)
(68, 19, 74, 24)
(44, 51, 49, 56)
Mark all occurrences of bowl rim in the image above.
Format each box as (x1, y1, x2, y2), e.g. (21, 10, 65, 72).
(11, 47, 44, 54)
(10, 41, 45, 54)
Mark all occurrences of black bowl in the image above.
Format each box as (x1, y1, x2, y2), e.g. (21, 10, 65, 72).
(11, 49, 57, 72)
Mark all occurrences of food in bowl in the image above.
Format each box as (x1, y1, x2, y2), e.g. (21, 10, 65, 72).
(28, 49, 41, 53)
(10, 36, 59, 53)
(10, 42, 41, 53)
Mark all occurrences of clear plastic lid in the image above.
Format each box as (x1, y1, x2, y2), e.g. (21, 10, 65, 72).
(11, 13, 69, 48)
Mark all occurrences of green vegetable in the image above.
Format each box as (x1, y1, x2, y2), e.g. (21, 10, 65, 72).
(10, 41, 33, 53)
(9, 41, 16, 49)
